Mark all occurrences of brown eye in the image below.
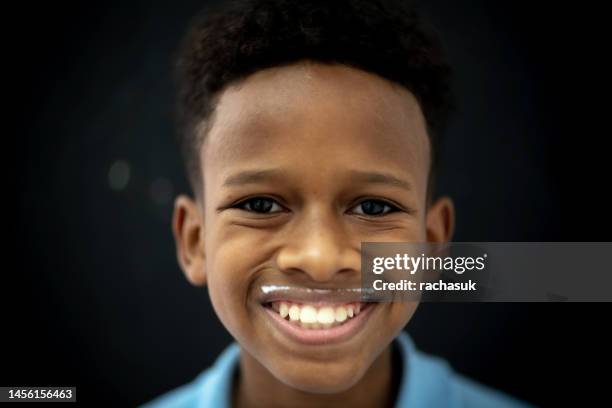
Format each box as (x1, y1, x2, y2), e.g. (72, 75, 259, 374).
(237, 197, 283, 213)
(351, 199, 399, 216)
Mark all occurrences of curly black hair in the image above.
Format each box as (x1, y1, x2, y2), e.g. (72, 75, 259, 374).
(175, 0, 454, 198)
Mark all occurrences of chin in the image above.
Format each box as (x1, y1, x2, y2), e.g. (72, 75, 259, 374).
(273, 359, 367, 394)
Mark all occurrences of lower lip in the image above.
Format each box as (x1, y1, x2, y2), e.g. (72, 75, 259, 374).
(263, 303, 377, 345)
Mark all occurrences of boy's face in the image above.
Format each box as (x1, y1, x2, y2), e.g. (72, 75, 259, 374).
(173, 62, 454, 393)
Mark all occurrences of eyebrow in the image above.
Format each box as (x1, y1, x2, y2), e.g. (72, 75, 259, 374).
(223, 169, 283, 186)
(223, 168, 411, 191)
(348, 170, 412, 191)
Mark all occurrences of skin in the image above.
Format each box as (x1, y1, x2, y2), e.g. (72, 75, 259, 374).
(172, 61, 455, 407)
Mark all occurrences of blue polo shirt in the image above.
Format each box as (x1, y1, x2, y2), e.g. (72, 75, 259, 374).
(142, 332, 532, 408)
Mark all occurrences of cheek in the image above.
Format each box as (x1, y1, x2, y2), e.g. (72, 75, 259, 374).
(389, 301, 419, 333)
(205, 240, 258, 337)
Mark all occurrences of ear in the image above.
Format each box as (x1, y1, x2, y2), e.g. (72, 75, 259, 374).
(426, 196, 455, 243)
(172, 195, 207, 286)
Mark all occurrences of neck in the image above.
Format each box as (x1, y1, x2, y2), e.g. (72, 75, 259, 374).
(233, 344, 397, 408)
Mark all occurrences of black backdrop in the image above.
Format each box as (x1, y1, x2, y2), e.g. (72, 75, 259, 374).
(5, 0, 612, 406)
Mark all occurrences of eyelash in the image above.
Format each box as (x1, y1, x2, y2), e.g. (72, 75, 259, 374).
(230, 196, 402, 217)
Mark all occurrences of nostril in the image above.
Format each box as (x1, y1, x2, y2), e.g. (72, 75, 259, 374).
(276, 243, 360, 282)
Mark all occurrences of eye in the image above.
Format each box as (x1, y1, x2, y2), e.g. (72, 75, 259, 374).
(350, 199, 400, 216)
(235, 197, 284, 214)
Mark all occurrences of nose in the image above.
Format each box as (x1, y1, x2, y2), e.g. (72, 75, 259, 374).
(275, 207, 361, 282)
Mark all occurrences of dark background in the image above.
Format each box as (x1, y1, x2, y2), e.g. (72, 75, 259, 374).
(4, 0, 611, 406)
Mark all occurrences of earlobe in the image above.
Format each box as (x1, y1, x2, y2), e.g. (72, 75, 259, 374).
(426, 196, 455, 243)
(172, 195, 207, 286)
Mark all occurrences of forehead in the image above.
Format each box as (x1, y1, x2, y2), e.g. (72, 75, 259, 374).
(202, 62, 430, 195)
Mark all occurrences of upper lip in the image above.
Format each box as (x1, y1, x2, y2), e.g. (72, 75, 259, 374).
(257, 285, 369, 305)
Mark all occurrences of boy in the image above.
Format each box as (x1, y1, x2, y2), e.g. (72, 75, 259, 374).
(144, 0, 531, 406)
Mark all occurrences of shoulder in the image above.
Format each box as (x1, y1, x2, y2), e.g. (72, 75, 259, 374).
(395, 332, 533, 408)
(140, 343, 240, 408)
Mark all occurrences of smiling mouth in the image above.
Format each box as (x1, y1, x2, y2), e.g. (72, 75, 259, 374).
(262, 300, 377, 345)
(257, 284, 378, 344)
(264, 301, 369, 329)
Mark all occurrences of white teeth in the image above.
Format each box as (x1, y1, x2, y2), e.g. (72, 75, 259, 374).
(335, 306, 347, 322)
(272, 302, 365, 329)
(279, 303, 289, 318)
(347, 305, 354, 318)
(317, 307, 335, 324)
(289, 305, 300, 321)
(300, 305, 318, 323)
